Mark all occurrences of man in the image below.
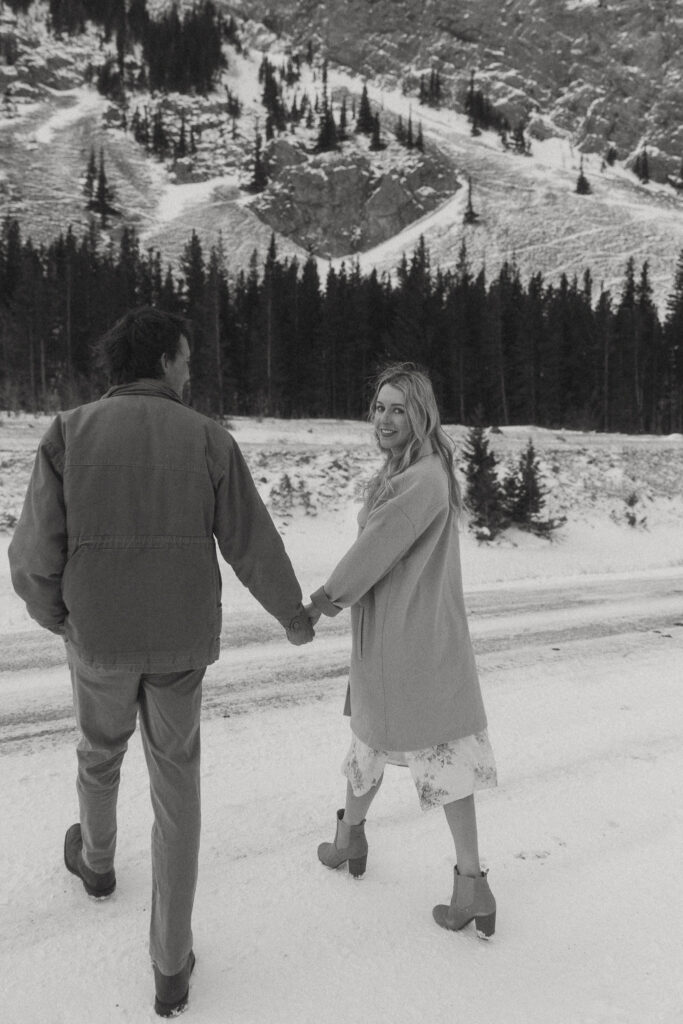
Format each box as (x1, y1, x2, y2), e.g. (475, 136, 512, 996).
(8, 306, 314, 1017)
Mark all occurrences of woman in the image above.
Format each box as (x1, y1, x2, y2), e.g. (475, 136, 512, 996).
(305, 363, 497, 938)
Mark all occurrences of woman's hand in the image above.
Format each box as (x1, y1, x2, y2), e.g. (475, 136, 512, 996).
(303, 601, 322, 625)
(285, 605, 315, 645)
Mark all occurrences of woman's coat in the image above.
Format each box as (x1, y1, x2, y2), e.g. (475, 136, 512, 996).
(311, 449, 487, 751)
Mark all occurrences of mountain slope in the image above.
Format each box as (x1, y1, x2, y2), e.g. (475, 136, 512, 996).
(230, 0, 683, 175)
(4, 2, 683, 308)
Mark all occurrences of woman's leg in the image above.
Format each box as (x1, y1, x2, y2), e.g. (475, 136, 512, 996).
(443, 793, 481, 876)
(319, 778, 380, 876)
(436, 794, 495, 935)
(343, 776, 383, 824)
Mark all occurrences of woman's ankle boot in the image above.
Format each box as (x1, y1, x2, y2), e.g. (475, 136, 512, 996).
(432, 866, 496, 938)
(317, 809, 368, 878)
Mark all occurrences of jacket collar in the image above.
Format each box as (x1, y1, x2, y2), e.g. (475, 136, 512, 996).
(102, 379, 185, 405)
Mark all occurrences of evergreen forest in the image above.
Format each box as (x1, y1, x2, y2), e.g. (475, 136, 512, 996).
(1, 217, 682, 432)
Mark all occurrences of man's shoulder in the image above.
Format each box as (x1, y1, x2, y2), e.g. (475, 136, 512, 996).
(54, 396, 239, 461)
(187, 408, 237, 445)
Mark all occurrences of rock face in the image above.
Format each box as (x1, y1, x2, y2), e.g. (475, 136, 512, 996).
(253, 144, 459, 257)
(234, 0, 683, 183)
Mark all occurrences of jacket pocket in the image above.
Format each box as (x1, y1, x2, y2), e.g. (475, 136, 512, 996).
(356, 604, 365, 659)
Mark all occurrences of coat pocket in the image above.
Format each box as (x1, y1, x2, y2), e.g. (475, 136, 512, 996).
(356, 604, 365, 659)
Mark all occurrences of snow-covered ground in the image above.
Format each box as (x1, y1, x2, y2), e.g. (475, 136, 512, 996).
(1, 416, 683, 1023)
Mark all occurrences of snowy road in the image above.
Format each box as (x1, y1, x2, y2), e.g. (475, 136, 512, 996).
(3, 567, 682, 750)
(2, 549, 683, 1023)
(2, 562, 683, 1024)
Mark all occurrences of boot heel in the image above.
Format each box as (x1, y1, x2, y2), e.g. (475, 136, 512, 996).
(348, 855, 367, 878)
(475, 911, 496, 938)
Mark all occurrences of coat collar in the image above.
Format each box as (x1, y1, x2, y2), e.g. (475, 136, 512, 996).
(102, 379, 185, 405)
(416, 438, 436, 460)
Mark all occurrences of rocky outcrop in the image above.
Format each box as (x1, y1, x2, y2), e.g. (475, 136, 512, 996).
(253, 144, 459, 257)
(264, 137, 307, 177)
(233, 0, 683, 183)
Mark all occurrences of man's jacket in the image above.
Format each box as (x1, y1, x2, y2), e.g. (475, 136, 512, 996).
(9, 380, 303, 671)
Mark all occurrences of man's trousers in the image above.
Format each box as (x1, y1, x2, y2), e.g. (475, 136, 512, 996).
(66, 643, 205, 975)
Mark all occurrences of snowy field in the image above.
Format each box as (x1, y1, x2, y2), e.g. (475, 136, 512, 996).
(1, 415, 683, 1024)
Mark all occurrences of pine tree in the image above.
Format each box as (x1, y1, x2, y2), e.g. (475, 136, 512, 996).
(152, 109, 168, 157)
(90, 149, 117, 225)
(316, 63, 337, 152)
(504, 440, 565, 536)
(663, 250, 683, 432)
(249, 130, 268, 192)
(83, 147, 97, 202)
(369, 113, 383, 151)
(634, 260, 660, 432)
(177, 115, 188, 157)
(465, 70, 476, 122)
(463, 426, 507, 540)
(406, 112, 414, 149)
(463, 176, 479, 224)
(634, 148, 650, 183)
(316, 105, 338, 151)
(426, 68, 442, 107)
(356, 84, 374, 134)
(415, 122, 424, 152)
(575, 156, 591, 194)
(613, 257, 639, 430)
(505, 440, 544, 523)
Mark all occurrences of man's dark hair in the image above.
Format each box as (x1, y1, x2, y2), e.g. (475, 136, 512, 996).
(95, 306, 192, 385)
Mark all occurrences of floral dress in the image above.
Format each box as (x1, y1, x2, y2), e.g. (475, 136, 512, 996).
(343, 728, 497, 812)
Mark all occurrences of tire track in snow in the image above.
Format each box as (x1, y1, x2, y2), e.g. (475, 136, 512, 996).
(1, 570, 682, 750)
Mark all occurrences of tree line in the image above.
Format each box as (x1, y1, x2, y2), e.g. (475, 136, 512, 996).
(0, 218, 681, 432)
(44, 0, 230, 97)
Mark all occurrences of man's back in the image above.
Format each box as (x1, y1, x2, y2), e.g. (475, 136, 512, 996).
(10, 379, 303, 673)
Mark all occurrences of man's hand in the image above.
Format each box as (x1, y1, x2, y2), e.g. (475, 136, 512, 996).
(285, 606, 315, 646)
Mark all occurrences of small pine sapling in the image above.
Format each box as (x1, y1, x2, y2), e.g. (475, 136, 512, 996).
(504, 439, 566, 537)
(463, 426, 507, 540)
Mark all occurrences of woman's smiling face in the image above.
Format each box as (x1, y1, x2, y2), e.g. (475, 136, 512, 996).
(374, 383, 412, 453)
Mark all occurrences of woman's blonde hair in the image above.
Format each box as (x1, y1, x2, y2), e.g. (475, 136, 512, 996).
(364, 362, 462, 513)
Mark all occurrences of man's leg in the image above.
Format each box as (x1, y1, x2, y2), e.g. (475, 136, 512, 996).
(138, 667, 205, 977)
(68, 645, 140, 873)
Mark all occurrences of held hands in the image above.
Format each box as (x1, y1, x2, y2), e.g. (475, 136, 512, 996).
(302, 601, 321, 625)
(285, 604, 317, 646)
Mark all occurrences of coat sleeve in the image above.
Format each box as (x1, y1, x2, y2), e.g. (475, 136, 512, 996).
(311, 469, 444, 615)
(209, 432, 303, 627)
(8, 423, 68, 634)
